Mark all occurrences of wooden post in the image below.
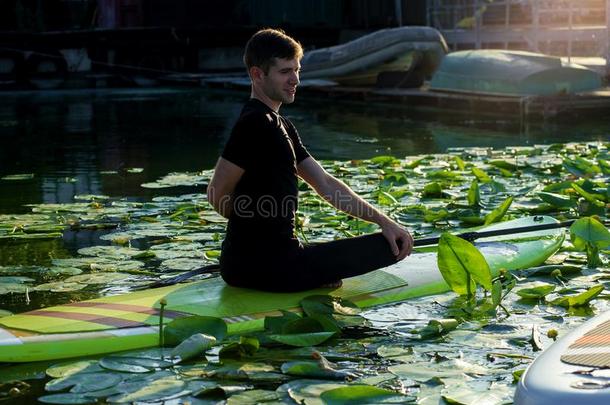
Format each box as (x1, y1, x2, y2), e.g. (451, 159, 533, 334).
(394, 0, 403, 26)
(606, 0, 610, 75)
(475, 0, 482, 49)
(505, 0, 510, 49)
(568, 0, 574, 63)
(532, 0, 539, 52)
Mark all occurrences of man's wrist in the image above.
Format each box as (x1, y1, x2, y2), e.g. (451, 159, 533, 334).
(374, 213, 393, 228)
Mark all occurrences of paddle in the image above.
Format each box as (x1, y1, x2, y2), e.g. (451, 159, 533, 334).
(144, 217, 588, 289)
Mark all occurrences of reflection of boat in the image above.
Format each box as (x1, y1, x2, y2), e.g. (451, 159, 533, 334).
(430, 50, 603, 96)
(300, 26, 448, 87)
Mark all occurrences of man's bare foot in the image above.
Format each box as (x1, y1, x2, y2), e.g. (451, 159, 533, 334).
(320, 280, 343, 289)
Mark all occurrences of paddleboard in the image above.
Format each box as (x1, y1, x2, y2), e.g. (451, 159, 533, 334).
(515, 310, 610, 404)
(0, 216, 564, 362)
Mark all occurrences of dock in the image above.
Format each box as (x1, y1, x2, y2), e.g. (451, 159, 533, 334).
(202, 77, 610, 121)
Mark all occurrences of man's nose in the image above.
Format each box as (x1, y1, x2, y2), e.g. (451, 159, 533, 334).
(289, 71, 299, 85)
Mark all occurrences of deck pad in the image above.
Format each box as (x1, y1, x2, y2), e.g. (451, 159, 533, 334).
(561, 319, 610, 368)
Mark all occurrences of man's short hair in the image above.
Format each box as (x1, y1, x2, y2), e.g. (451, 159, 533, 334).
(244, 28, 303, 74)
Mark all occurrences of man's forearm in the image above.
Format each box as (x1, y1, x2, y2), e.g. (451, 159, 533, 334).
(319, 177, 391, 227)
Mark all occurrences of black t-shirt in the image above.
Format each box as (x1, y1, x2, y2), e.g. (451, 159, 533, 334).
(221, 98, 310, 248)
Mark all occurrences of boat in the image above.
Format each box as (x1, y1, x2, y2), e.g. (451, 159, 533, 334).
(0, 216, 564, 363)
(515, 310, 610, 404)
(300, 26, 448, 87)
(429, 49, 603, 96)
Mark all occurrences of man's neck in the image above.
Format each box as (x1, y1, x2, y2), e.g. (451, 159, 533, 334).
(250, 89, 281, 112)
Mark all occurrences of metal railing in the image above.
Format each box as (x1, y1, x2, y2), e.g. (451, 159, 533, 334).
(427, 0, 610, 71)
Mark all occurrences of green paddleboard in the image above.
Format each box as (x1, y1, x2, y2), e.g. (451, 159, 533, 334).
(0, 216, 564, 362)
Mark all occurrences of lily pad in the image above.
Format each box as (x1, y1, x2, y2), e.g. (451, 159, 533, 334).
(45, 372, 122, 393)
(516, 283, 556, 299)
(320, 385, 410, 404)
(268, 331, 337, 347)
(164, 315, 227, 346)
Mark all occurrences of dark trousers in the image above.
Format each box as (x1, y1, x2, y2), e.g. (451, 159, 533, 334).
(220, 232, 397, 292)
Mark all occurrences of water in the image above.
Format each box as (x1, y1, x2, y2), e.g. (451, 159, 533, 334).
(0, 87, 608, 403)
(1, 87, 608, 216)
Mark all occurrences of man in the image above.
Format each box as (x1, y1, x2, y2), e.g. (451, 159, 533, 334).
(208, 28, 413, 292)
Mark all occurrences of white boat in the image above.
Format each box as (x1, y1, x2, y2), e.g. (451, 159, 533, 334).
(300, 26, 448, 87)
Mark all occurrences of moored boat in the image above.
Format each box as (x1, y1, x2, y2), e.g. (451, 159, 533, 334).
(301, 26, 448, 87)
(429, 49, 603, 96)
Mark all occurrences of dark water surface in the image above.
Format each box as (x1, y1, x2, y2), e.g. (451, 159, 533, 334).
(1, 87, 608, 215)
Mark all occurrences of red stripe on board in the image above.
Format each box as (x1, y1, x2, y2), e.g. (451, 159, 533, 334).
(27, 310, 147, 328)
(66, 302, 188, 319)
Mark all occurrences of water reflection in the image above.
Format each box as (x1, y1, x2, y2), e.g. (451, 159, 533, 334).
(0, 87, 608, 214)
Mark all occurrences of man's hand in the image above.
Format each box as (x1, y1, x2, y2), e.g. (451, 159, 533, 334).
(380, 219, 413, 261)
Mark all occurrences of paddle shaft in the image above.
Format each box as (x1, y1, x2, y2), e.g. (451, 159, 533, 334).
(413, 219, 577, 246)
(147, 218, 586, 288)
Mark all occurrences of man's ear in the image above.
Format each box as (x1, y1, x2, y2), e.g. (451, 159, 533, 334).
(249, 66, 264, 82)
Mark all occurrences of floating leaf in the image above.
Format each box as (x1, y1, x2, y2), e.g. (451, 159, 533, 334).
(467, 180, 480, 207)
(45, 372, 122, 393)
(106, 377, 185, 403)
(438, 233, 492, 295)
(99, 356, 173, 373)
(422, 182, 443, 198)
(441, 381, 512, 405)
(268, 332, 337, 347)
(226, 389, 280, 404)
(171, 333, 216, 363)
(320, 385, 409, 404)
(38, 393, 94, 404)
(538, 192, 576, 209)
(264, 310, 301, 334)
(516, 283, 556, 299)
(572, 183, 605, 207)
(1, 174, 35, 181)
(219, 336, 260, 360)
(484, 196, 513, 225)
(46, 361, 102, 378)
(550, 285, 604, 307)
(163, 315, 227, 346)
(415, 318, 459, 339)
(280, 361, 356, 380)
(570, 217, 610, 267)
(300, 295, 361, 317)
(471, 167, 491, 183)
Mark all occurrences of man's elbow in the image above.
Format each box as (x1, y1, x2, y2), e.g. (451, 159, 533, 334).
(207, 185, 231, 218)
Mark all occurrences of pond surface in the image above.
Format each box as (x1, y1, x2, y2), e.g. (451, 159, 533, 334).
(1, 87, 608, 215)
(0, 88, 608, 404)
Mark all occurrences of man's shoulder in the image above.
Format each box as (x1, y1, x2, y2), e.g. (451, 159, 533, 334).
(237, 107, 276, 128)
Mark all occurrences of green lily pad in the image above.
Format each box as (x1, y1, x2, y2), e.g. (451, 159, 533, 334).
(37, 393, 95, 404)
(164, 315, 227, 346)
(45, 372, 122, 393)
(99, 356, 173, 373)
(550, 284, 604, 307)
(516, 283, 556, 299)
(46, 360, 102, 378)
(106, 376, 185, 403)
(226, 389, 281, 404)
(268, 331, 337, 347)
(438, 233, 492, 295)
(171, 333, 217, 362)
(320, 385, 410, 404)
(280, 360, 356, 380)
(484, 196, 513, 225)
(300, 295, 361, 317)
(1, 174, 35, 181)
